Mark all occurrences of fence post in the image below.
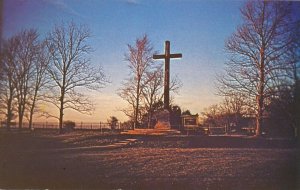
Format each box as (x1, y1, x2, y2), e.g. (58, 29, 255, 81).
(100, 122, 102, 133)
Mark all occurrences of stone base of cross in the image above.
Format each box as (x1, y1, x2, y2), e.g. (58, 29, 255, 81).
(154, 109, 171, 129)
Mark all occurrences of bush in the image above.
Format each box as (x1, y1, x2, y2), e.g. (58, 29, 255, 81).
(63, 120, 76, 130)
(108, 116, 118, 130)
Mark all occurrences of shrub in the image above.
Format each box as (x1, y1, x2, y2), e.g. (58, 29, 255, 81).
(63, 120, 76, 130)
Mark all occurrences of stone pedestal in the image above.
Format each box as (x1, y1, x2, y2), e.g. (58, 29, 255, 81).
(154, 109, 171, 129)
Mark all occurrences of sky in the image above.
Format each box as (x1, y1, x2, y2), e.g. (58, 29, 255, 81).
(3, 0, 247, 122)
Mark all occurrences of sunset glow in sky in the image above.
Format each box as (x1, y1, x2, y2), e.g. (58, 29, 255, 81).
(4, 0, 248, 122)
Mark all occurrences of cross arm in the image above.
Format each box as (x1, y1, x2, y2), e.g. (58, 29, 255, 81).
(170, 53, 182, 58)
(153, 54, 165, 59)
(153, 53, 182, 59)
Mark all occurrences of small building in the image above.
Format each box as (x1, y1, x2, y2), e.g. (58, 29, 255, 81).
(181, 114, 199, 131)
(181, 114, 207, 135)
(181, 114, 209, 135)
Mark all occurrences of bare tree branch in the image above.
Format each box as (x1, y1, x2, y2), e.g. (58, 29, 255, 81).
(217, 1, 298, 136)
(118, 34, 155, 129)
(45, 22, 108, 132)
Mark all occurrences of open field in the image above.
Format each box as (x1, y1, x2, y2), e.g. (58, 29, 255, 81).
(0, 129, 299, 189)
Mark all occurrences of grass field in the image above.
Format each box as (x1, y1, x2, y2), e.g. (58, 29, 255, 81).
(0, 129, 299, 189)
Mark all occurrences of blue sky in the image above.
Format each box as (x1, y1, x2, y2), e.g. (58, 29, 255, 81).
(3, 0, 246, 122)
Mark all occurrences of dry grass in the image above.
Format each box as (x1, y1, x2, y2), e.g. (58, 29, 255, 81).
(54, 131, 122, 146)
(77, 148, 298, 190)
(0, 129, 299, 189)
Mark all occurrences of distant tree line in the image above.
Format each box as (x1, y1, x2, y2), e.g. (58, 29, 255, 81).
(203, 1, 300, 137)
(0, 22, 108, 133)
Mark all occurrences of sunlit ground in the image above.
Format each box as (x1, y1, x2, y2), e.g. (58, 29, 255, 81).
(0, 130, 299, 190)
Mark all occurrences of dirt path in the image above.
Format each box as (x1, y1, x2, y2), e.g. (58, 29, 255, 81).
(0, 130, 299, 189)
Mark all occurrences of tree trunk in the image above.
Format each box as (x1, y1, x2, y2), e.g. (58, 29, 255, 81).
(256, 48, 265, 136)
(18, 102, 23, 129)
(59, 86, 65, 133)
(6, 82, 14, 131)
(20, 76, 29, 129)
(256, 106, 262, 136)
(18, 114, 22, 129)
(6, 96, 13, 130)
(29, 110, 34, 130)
(256, 88, 264, 136)
(147, 111, 152, 129)
(17, 92, 26, 130)
(133, 76, 141, 130)
(59, 66, 66, 133)
(134, 97, 139, 130)
(28, 98, 36, 130)
(59, 94, 64, 134)
(29, 83, 39, 130)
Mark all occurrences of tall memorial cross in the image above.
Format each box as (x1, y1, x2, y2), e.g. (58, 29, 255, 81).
(153, 41, 182, 110)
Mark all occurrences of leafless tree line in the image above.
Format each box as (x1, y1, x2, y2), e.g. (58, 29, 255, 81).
(118, 35, 181, 129)
(201, 94, 255, 131)
(0, 22, 108, 133)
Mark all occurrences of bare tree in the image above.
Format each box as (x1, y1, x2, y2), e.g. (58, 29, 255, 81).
(218, 1, 297, 136)
(13, 29, 40, 129)
(27, 41, 50, 130)
(201, 97, 247, 134)
(45, 22, 108, 133)
(0, 37, 18, 129)
(142, 65, 164, 128)
(291, 21, 300, 137)
(142, 65, 182, 128)
(118, 78, 139, 122)
(202, 104, 223, 128)
(118, 35, 155, 129)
